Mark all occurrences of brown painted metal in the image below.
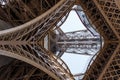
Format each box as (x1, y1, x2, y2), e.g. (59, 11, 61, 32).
(0, 0, 75, 80)
(78, 0, 120, 80)
(0, 0, 120, 80)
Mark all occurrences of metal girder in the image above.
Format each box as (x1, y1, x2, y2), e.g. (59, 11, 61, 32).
(78, 0, 120, 80)
(1, 0, 120, 79)
(0, 0, 60, 26)
(0, 0, 75, 80)
(56, 30, 101, 56)
(0, 60, 54, 80)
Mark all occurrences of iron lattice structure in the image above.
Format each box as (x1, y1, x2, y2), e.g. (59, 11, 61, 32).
(79, 0, 120, 80)
(0, 0, 75, 80)
(53, 29, 101, 57)
(0, 0, 120, 80)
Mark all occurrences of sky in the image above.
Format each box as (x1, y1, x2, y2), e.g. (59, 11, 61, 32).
(60, 10, 92, 75)
(60, 10, 86, 32)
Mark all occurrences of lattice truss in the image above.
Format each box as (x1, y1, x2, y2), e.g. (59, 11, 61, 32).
(0, 60, 54, 80)
(102, 46, 120, 80)
(50, 5, 102, 58)
(96, 0, 120, 37)
(78, 0, 120, 80)
(0, 0, 75, 80)
(0, 0, 120, 80)
(56, 30, 101, 55)
(0, 0, 61, 26)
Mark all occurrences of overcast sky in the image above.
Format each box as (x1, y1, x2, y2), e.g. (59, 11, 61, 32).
(60, 10, 92, 74)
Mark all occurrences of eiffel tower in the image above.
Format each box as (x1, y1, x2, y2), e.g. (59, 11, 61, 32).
(0, 0, 120, 80)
